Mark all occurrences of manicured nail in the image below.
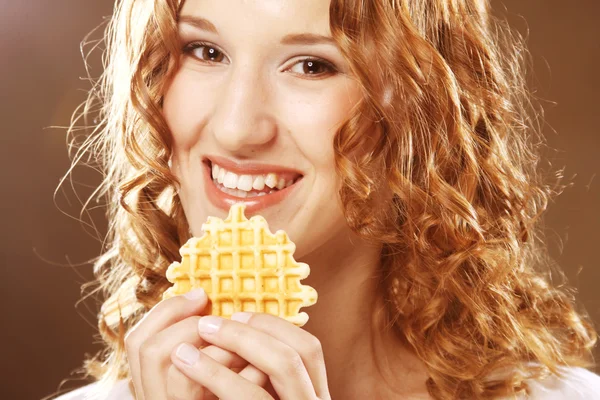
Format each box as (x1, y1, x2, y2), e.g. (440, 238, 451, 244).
(231, 312, 252, 323)
(183, 288, 206, 301)
(175, 343, 199, 366)
(198, 316, 222, 333)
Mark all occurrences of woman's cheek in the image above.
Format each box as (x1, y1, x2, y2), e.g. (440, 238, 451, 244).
(163, 73, 213, 148)
(283, 84, 360, 164)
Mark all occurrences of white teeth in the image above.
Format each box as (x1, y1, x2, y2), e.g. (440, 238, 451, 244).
(211, 162, 299, 195)
(265, 173, 278, 188)
(238, 175, 253, 191)
(222, 187, 247, 198)
(223, 172, 239, 189)
(214, 184, 253, 198)
(252, 175, 265, 191)
(220, 187, 234, 196)
(276, 178, 286, 190)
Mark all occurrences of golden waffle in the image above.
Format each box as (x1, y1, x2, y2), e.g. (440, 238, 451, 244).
(162, 204, 317, 326)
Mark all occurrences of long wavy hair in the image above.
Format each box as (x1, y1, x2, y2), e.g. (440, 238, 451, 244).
(58, 0, 597, 398)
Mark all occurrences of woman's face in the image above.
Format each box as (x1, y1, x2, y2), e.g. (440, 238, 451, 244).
(162, 0, 363, 259)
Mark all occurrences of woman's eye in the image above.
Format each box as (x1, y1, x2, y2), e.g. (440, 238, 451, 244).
(182, 42, 337, 78)
(288, 58, 337, 78)
(183, 42, 227, 63)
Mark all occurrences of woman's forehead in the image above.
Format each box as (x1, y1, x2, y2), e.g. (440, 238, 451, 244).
(178, 0, 333, 38)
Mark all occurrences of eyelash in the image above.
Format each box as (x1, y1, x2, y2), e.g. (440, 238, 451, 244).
(181, 41, 338, 79)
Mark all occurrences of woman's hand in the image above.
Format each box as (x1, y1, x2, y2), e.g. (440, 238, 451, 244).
(171, 312, 332, 400)
(124, 288, 269, 399)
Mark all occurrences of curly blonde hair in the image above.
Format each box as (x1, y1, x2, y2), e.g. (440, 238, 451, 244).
(60, 0, 597, 398)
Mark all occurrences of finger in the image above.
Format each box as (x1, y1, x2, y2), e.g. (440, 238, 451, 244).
(171, 343, 272, 400)
(201, 346, 249, 396)
(203, 349, 269, 400)
(233, 312, 330, 396)
(138, 316, 206, 400)
(200, 344, 248, 370)
(167, 345, 247, 400)
(198, 346, 249, 400)
(196, 316, 316, 400)
(238, 363, 269, 387)
(167, 364, 204, 400)
(185, 361, 269, 400)
(125, 288, 209, 399)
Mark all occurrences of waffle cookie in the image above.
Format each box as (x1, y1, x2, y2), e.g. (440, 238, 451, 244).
(162, 204, 317, 326)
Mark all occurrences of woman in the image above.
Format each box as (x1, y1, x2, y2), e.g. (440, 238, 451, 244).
(51, 0, 599, 399)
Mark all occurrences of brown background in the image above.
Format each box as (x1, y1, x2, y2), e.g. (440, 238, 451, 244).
(1, 1, 598, 399)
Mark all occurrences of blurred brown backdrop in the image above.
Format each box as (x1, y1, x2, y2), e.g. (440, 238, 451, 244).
(1, 1, 598, 399)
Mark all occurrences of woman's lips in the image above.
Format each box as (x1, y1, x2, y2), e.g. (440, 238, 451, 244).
(203, 161, 302, 214)
(206, 155, 303, 177)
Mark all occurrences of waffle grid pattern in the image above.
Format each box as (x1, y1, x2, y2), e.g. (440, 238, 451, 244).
(164, 205, 317, 326)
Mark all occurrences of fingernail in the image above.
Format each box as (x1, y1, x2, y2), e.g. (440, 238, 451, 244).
(175, 343, 199, 366)
(231, 312, 252, 323)
(183, 288, 206, 301)
(198, 316, 222, 333)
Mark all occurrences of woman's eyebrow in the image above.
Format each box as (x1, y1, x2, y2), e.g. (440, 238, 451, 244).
(178, 15, 336, 47)
(179, 15, 218, 34)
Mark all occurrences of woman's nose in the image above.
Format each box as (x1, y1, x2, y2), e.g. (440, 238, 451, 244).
(211, 69, 277, 152)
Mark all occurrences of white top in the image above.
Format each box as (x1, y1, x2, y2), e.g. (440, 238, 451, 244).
(52, 367, 600, 399)
(519, 367, 600, 399)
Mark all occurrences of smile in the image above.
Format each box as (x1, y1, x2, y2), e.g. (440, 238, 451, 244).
(211, 163, 300, 198)
(203, 156, 303, 212)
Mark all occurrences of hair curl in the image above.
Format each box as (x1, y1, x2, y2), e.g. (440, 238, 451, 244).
(57, 0, 596, 399)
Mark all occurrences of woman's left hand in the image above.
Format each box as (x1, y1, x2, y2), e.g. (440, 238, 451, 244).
(170, 312, 331, 400)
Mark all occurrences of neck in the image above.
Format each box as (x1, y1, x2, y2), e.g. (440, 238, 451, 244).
(299, 234, 430, 399)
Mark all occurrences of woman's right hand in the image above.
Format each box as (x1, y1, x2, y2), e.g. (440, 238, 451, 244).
(124, 288, 268, 399)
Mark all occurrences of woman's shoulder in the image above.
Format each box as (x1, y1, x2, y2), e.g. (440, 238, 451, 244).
(52, 380, 134, 400)
(525, 366, 600, 399)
